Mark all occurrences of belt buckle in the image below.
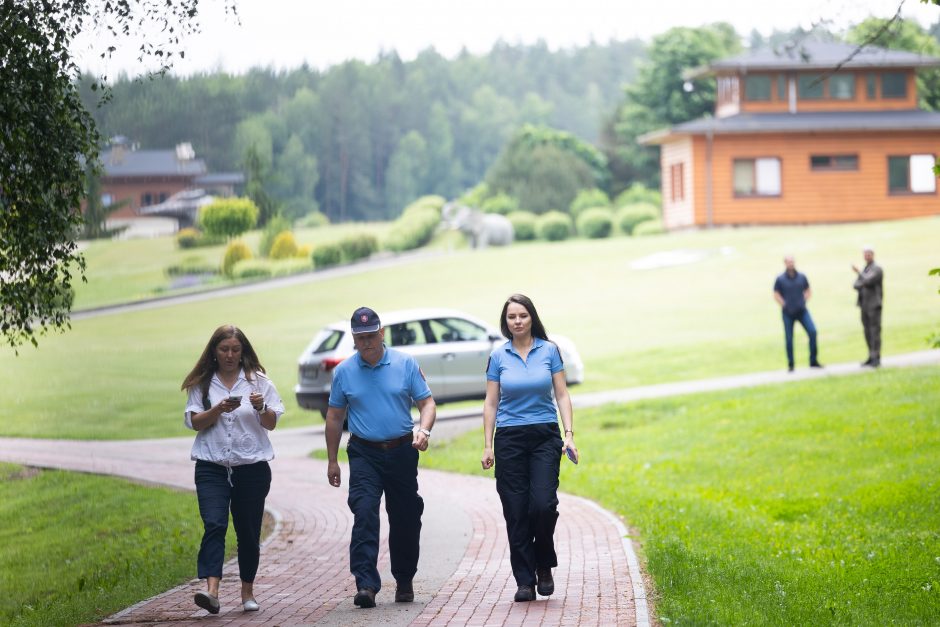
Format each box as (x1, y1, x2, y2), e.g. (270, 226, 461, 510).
(380, 441, 392, 450)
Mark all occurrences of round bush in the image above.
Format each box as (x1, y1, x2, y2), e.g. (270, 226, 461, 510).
(507, 211, 538, 241)
(633, 219, 666, 236)
(614, 182, 662, 209)
(269, 231, 299, 260)
(296, 244, 312, 258)
(312, 243, 342, 268)
(176, 227, 201, 249)
(576, 207, 614, 239)
(199, 197, 259, 239)
(339, 234, 379, 262)
(481, 193, 519, 215)
(259, 214, 292, 257)
(221, 240, 252, 277)
(385, 206, 440, 252)
(617, 203, 660, 235)
(537, 211, 573, 242)
(569, 188, 610, 218)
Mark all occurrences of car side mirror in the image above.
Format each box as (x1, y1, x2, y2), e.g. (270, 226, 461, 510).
(488, 333, 502, 342)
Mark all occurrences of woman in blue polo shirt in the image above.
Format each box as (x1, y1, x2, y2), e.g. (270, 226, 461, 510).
(481, 293, 578, 602)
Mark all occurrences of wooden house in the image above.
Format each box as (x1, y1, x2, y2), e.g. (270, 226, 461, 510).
(639, 41, 940, 229)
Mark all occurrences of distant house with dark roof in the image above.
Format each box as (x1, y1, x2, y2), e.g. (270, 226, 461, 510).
(639, 41, 940, 228)
(98, 137, 243, 223)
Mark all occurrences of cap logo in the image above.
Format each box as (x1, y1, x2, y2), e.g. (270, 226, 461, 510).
(360, 314, 369, 322)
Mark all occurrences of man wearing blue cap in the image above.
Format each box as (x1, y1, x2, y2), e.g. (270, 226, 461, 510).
(325, 306, 437, 609)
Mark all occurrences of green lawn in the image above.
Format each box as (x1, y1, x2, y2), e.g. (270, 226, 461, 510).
(0, 463, 229, 627)
(2, 216, 938, 439)
(421, 365, 940, 626)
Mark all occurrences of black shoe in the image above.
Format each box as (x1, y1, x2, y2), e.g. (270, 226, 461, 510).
(788, 365, 794, 372)
(536, 568, 554, 596)
(871, 359, 880, 368)
(395, 580, 414, 603)
(514, 585, 536, 602)
(861, 358, 873, 367)
(354, 588, 376, 608)
(810, 362, 823, 368)
(194, 591, 220, 615)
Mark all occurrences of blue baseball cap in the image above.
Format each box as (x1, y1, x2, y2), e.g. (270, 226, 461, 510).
(350, 306, 381, 334)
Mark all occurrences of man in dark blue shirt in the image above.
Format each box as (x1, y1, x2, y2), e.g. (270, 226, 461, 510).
(773, 256, 823, 372)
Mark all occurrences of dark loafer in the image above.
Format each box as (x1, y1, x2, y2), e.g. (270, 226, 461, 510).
(395, 580, 414, 602)
(194, 591, 220, 614)
(536, 567, 554, 596)
(354, 587, 376, 608)
(514, 585, 536, 602)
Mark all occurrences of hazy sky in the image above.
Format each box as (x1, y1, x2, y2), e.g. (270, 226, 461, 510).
(72, 0, 940, 77)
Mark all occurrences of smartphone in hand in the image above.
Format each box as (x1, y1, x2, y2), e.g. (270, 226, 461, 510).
(227, 395, 242, 403)
(564, 446, 578, 465)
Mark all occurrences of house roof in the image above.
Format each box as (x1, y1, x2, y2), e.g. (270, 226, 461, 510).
(101, 148, 207, 177)
(686, 41, 940, 78)
(639, 110, 940, 144)
(194, 172, 245, 186)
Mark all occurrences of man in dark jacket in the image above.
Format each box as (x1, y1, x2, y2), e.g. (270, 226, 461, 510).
(773, 255, 823, 372)
(853, 246, 884, 367)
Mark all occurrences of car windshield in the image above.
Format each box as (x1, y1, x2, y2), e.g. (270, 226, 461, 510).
(312, 329, 344, 353)
(426, 317, 489, 343)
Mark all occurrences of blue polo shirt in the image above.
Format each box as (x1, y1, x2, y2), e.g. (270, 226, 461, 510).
(328, 345, 432, 441)
(486, 338, 565, 428)
(773, 270, 810, 315)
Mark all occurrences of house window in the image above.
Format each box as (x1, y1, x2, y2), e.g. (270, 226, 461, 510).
(141, 192, 153, 206)
(777, 74, 787, 100)
(733, 158, 782, 197)
(810, 155, 859, 171)
(798, 74, 824, 100)
(669, 163, 685, 202)
(866, 74, 877, 99)
(829, 74, 855, 100)
(882, 73, 907, 98)
(888, 154, 937, 193)
(744, 75, 772, 101)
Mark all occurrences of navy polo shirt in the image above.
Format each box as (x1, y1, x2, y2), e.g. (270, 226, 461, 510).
(328, 345, 432, 441)
(486, 338, 565, 428)
(773, 270, 810, 315)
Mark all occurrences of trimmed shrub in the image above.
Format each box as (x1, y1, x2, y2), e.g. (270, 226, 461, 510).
(339, 233, 379, 262)
(385, 206, 440, 252)
(576, 207, 615, 239)
(312, 243, 342, 268)
(199, 197, 259, 239)
(297, 210, 330, 228)
(176, 227, 201, 249)
(165, 255, 218, 277)
(269, 231, 299, 260)
(297, 244, 312, 258)
(614, 183, 662, 209)
(633, 219, 667, 236)
(458, 183, 489, 208)
(569, 188, 610, 218)
(222, 240, 252, 277)
(259, 214, 292, 257)
(617, 203, 660, 235)
(231, 259, 272, 280)
(407, 195, 447, 213)
(507, 210, 538, 241)
(537, 211, 573, 242)
(481, 193, 519, 215)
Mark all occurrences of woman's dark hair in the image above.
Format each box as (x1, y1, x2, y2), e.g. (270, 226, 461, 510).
(499, 293, 549, 341)
(181, 324, 266, 393)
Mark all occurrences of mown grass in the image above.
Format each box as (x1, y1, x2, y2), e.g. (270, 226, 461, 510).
(2, 216, 938, 439)
(420, 365, 940, 625)
(0, 463, 233, 627)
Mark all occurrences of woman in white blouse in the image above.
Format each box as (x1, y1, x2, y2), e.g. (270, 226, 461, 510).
(181, 324, 284, 614)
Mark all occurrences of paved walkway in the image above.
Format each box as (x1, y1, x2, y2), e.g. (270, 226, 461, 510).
(3, 349, 937, 626)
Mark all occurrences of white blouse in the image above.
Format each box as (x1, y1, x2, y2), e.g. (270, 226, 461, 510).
(184, 369, 284, 466)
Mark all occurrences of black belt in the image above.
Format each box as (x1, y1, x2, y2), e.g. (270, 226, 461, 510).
(349, 433, 412, 450)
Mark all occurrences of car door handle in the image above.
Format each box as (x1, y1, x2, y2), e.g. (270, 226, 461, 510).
(442, 353, 456, 361)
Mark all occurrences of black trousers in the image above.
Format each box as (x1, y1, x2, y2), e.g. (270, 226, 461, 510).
(346, 438, 424, 593)
(194, 459, 271, 582)
(861, 306, 882, 361)
(494, 422, 562, 587)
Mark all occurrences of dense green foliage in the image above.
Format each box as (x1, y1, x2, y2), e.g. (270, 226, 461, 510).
(258, 214, 293, 257)
(385, 204, 442, 252)
(312, 242, 342, 268)
(576, 207, 615, 238)
(480, 193, 520, 215)
(423, 367, 940, 625)
(81, 40, 645, 222)
(618, 203, 661, 234)
(221, 240, 252, 277)
(269, 231, 300, 260)
(338, 233, 379, 262)
(614, 182, 663, 209)
(506, 210, 538, 241)
(569, 187, 611, 218)
(536, 211, 574, 241)
(198, 197, 259, 239)
(633, 218, 666, 236)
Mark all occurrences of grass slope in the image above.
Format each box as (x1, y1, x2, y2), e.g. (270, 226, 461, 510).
(421, 365, 940, 626)
(2, 216, 938, 439)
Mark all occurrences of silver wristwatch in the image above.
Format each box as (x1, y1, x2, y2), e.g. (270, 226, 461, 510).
(418, 428, 431, 438)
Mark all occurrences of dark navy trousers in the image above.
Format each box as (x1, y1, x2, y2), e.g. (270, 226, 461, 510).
(194, 459, 271, 582)
(346, 439, 424, 592)
(782, 308, 818, 368)
(494, 422, 562, 587)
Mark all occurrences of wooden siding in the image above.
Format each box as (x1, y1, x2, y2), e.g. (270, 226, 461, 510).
(686, 131, 940, 225)
(100, 176, 195, 218)
(660, 139, 695, 228)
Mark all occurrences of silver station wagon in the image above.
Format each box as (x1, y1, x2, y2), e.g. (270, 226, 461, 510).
(295, 307, 585, 416)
